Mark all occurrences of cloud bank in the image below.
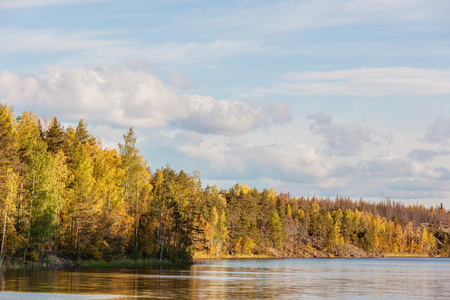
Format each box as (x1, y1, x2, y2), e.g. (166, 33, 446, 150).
(308, 112, 390, 156)
(424, 115, 450, 144)
(171, 131, 450, 200)
(245, 68, 450, 97)
(0, 65, 289, 135)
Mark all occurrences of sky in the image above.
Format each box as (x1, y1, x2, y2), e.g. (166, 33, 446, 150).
(1, 0, 450, 208)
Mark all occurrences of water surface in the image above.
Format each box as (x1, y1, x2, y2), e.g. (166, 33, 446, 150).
(1, 258, 449, 299)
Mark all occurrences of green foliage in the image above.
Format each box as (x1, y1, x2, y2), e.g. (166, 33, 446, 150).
(269, 212, 283, 249)
(75, 119, 96, 145)
(0, 104, 20, 173)
(43, 117, 65, 154)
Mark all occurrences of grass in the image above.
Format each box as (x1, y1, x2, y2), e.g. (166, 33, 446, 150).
(1, 256, 195, 270)
(194, 253, 274, 260)
(3, 252, 436, 270)
(78, 258, 192, 268)
(1, 261, 39, 270)
(383, 252, 430, 258)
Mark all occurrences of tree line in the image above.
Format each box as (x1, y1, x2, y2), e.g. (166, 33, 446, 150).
(0, 103, 449, 264)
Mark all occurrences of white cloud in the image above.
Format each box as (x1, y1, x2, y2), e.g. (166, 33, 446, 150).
(0, 29, 123, 54)
(357, 152, 412, 178)
(0, 0, 111, 9)
(387, 177, 450, 193)
(242, 68, 450, 98)
(181, 95, 268, 135)
(141, 126, 450, 205)
(356, 152, 448, 179)
(308, 112, 389, 156)
(87, 125, 124, 150)
(176, 136, 346, 182)
(169, 71, 197, 91)
(254, 140, 346, 181)
(424, 115, 450, 144)
(144, 40, 259, 66)
(268, 102, 291, 124)
(172, 132, 449, 195)
(0, 29, 260, 68)
(408, 149, 450, 162)
(0, 65, 286, 135)
(274, 68, 450, 96)
(198, 0, 449, 39)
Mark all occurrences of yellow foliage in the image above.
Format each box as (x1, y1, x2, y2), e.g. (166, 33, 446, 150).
(269, 188, 277, 205)
(243, 237, 255, 255)
(241, 183, 250, 194)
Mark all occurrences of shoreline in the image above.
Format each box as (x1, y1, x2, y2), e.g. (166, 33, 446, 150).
(194, 253, 438, 260)
(1, 257, 192, 270)
(1, 253, 441, 269)
(383, 253, 431, 258)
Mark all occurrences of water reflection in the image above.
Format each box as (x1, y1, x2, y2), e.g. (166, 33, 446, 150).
(0, 258, 449, 299)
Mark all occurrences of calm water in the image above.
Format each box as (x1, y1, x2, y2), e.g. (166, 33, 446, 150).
(0, 258, 449, 299)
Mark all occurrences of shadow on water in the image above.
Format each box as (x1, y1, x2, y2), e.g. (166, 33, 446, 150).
(0, 264, 193, 299)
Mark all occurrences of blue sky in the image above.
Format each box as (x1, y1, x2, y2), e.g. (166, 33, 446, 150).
(1, 0, 450, 208)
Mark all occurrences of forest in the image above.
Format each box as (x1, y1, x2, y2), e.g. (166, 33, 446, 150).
(1, 103, 450, 265)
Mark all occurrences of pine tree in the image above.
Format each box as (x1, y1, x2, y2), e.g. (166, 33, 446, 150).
(75, 119, 96, 145)
(44, 117, 65, 154)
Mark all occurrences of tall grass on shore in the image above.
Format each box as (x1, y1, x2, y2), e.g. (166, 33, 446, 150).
(79, 258, 192, 268)
(384, 253, 430, 258)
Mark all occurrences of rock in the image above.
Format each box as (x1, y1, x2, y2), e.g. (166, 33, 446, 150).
(45, 255, 70, 267)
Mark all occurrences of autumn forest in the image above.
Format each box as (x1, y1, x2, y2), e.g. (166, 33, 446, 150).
(0, 103, 449, 265)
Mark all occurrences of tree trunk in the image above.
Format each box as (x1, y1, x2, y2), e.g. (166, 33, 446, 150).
(24, 172, 36, 261)
(1, 201, 9, 264)
(134, 189, 140, 257)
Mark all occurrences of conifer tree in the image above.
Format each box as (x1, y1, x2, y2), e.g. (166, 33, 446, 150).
(75, 119, 96, 145)
(44, 117, 65, 154)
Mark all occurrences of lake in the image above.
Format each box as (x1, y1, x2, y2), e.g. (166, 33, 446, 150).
(0, 258, 449, 299)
